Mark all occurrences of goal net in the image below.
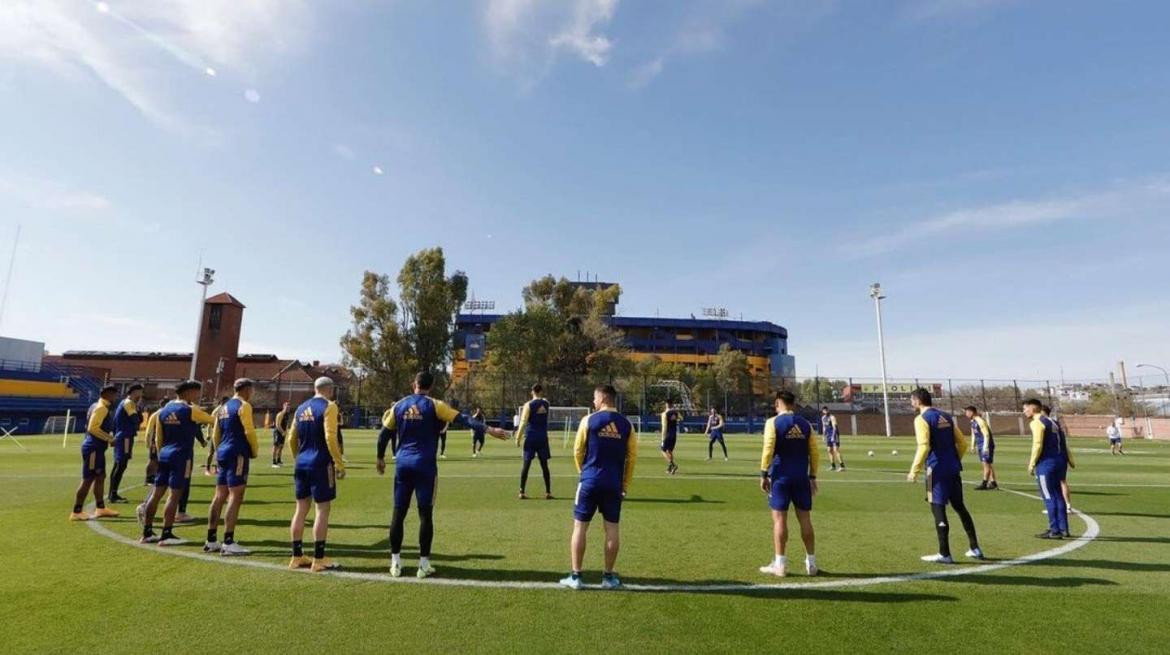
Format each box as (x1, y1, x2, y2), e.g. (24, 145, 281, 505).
(43, 415, 76, 435)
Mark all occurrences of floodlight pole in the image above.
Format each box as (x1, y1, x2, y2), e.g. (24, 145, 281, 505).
(870, 283, 892, 438)
(189, 266, 215, 379)
(1136, 364, 1170, 419)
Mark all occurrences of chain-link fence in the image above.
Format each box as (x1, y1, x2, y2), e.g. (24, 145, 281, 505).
(341, 372, 1170, 438)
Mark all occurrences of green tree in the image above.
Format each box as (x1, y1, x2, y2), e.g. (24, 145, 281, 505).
(397, 247, 468, 392)
(339, 271, 414, 408)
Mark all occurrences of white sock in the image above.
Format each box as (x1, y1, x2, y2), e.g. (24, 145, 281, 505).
(391, 553, 400, 567)
(773, 555, 787, 567)
(806, 554, 816, 567)
(419, 556, 430, 570)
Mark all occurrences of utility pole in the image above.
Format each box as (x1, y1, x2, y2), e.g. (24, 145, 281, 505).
(869, 283, 892, 437)
(189, 266, 215, 379)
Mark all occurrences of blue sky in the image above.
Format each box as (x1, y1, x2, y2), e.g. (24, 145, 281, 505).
(1, 0, 1168, 381)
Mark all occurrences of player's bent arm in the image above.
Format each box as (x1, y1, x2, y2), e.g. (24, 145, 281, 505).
(210, 412, 223, 451)
(759, 419, 776, 474)
(241, 402, 259, 457)
(661, 410, 669, 438)
(1028, 419, 1045, 470)
(434, 400, 461, 425)
(953, 422, 969, 460)
(376, 427, 395, 460)
(515, 402, 531, 446)
(287, 421, 299, 458)
(573, 417, 588, 473)
(87, 405, 114, 442)
(622, 427, 637, 493)
(381, 406, 397, 431)
(323, 402, 344, 472)
(148, 413, 163, 452)
(191, 406, 216, 425)
(908, 415, 931, 478)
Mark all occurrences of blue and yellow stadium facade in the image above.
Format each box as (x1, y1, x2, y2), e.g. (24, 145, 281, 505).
(453, 315, 795, 388)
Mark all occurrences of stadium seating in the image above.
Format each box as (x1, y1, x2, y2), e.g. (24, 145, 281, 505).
(0, 361, 101, 434)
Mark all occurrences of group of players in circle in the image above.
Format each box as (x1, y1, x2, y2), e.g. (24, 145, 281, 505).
(66, 375, 1079, 588)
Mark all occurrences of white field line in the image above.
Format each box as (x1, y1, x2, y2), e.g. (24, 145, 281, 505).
(85, 483, 1099, 593)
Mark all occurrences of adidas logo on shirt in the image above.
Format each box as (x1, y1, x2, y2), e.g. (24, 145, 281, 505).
(298, 408, 315, 421)
(404, 406, 423, 420)
(599, 422, 622, 439)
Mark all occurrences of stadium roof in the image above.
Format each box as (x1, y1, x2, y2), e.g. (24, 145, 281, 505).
(456, 314, 787, 338)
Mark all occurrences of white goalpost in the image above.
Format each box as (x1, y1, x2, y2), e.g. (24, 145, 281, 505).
(44, 412, 76, 447)
(536, 406, 589, 449)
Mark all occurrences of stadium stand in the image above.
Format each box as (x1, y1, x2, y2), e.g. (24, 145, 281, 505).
(0, 337, 100, 435)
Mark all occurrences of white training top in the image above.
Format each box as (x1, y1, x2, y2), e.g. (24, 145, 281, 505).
(1106, 425, 1121, 440)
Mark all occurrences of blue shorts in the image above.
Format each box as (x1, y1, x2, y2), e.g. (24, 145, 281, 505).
(473, 431, 485, 445)
(824, 435, 840, 447)
(112, 435, 135, 462)
(926, 468, 963, 506)
(523, 440, 551, 462)
(154, 455, 193, 491)
(394, 464, 437, 508)
(708, 430, 724, 442)
(1109, 438, 1121, 445)
(979, 448, 995, 464)
(769, 477, 813, 512)
(660, 435, 677, 452)
(294, 464, 337, 503)
(81, 444, 107, 480)
(574, 480, 622, 523)
(216, 454, 250, 487)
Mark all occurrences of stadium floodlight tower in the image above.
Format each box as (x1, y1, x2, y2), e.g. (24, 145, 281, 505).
(189, 266, 215, 379)
(1135, 363, 1170, 419)
(869, 283, 892, 438)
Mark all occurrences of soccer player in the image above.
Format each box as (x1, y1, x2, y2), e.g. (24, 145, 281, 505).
(659, 400, 680, 474)
(758, 391, 819, 577)
(287, 377, 346, 572)
(272, 401, 291, 467)
(108, 383, 145, 503)
(1042, 404, 1075, 517)
(377, 372, 508, 578)
(204, 395, 230, 476)
(204, 378, 259, 556)
(821, 406, 845, 472)
(705, 407, 728, 461)
(965, 406, 997, 490)
(136, 403, 163, 526)
(140, 380, 216, 545)
(560, 384, 637, 590)
(471, 407, 487, 457)
(515, 384, 553, 499)
(907, 388, 983, 563)
(1025, 399, 1075, 538)
(69, 384, 121, 521)
(438, 422, 448, 460)
(1107, 420, 1124, 455)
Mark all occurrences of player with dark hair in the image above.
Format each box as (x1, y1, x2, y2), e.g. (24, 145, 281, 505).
(287, 377, 346, 572)
(560, 384, 637, 590)
(1026, 400, 1075, 538)
(515, 383, 553, 499)
(758, 391, 819, 577)
(1042, 405, 1074, 513)
(659, 400, 681, 474)
(205, 378, 259, 555)
(470, 407, 487, 457)
(69, 385, 121, 521)
(705, 407, 728, 461)
(377, 371, 508, 578)
(907, 388, 983, 564)
(140, 380, 216, 545)
(964, 406, 997, 490)
(821, 406, 845, 472)
(108, 383, 145, 503)
(272, 401, 291, 467)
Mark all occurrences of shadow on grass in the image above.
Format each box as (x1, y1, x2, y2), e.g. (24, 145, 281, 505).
(625, 495, 725, 505)
(1087, 535, 1170, 545)
(1089, 511, 1170, 519)
(233, 517, 386, 530)
(1027, 557, 1170, 572)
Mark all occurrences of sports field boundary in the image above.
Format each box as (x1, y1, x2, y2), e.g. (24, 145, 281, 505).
(84, 483, 1099, 593)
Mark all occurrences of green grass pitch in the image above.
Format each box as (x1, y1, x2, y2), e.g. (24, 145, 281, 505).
(2, 431, 1168, 653)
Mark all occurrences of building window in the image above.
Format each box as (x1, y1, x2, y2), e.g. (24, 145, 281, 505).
(209, 305, 222, 331)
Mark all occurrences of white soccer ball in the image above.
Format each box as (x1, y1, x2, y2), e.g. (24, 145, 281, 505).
(867, 450, 875, 457)
(891, 450, 899, 456)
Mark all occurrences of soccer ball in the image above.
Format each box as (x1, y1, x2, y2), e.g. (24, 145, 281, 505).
(867, 450, 875, 457)
(891, 450, 899, 456)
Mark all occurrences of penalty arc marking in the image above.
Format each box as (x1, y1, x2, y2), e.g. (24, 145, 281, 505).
(86, 486, 1098, 592)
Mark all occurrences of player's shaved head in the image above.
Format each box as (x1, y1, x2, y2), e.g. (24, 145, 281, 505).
(911, 388, 933, 406)
(776, 390, 796, 409)
(415, 371, 434, 391)
(595, 384, 617, 402)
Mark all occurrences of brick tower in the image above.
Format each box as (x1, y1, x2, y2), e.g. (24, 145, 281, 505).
(193, 292, 245, 400)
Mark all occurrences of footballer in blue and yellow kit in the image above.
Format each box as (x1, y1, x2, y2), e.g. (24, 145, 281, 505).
(1025, 400, 1075, 538)
(820, 407, 845, 471)
(757, 391, 819, 577)
(560, 384, 636, 590)
(659, 401, 680, 474)
(908, 388, 982, 563)
(205, 379, 260, 554)
(139, 380, 215, 545)
(965, 406, 998, 490)
(515, 385, 553, 498)
(286, 379, 346, 571)
(108, 384, 144, 503)
(69, 385, 121, 521)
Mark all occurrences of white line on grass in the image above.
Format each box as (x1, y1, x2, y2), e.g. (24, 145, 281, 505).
(85, 484, 1099, 593)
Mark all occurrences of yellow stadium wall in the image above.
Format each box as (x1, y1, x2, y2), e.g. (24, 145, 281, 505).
(0, 379, 77, 398)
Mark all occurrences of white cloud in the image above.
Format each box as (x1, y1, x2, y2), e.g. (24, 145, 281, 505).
(847, 177, 1170, 259)
(333, 144, 356, 161)
(483, 0, 618, 87)
(0, 174, 111, 212)
(0, 1, 312, 135)
(903, 0, 1021, 21)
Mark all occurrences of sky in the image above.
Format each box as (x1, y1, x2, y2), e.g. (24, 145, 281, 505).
(1, 0, 1168, 382)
